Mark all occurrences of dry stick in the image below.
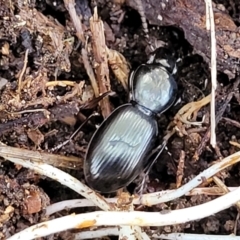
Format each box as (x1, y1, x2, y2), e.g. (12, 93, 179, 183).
(90, 7, 112, 118)
(204, 0, 210, 30)
(46, 80, 76, 87)
(6, 108, 50, 116)
(106, 48, 130, 92)
(81, 48, 99, 97)
(7, 187, 240, 240)
(205, 0, 217, 147)
(230, 141, 240, 149)
(63, 0, 85, 43)
(234, 212, 240, 235)
(63, 0, 100, 98)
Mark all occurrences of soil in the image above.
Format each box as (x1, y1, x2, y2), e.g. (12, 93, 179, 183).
(0, 0, 240, 239)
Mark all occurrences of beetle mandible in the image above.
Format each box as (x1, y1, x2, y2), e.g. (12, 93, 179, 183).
(84, 48, 178, 193)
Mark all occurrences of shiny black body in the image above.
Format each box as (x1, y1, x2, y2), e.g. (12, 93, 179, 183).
(84, 56, 178, 193)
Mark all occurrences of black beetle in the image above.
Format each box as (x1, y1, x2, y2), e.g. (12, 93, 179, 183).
(84, 49, 178, 193)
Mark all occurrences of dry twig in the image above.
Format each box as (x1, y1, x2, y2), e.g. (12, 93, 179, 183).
(90, 7, 112, 118)
(63, 0, 85, 43)
(222, 117, 240, 129)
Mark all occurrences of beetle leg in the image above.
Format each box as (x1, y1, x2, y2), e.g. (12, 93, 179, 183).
(136, 140, 167, 196)
(175, 94, 211, 125)
(136, 130, 176, 196)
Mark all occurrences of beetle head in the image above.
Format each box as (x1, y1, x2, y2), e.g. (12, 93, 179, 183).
(148, 47, 177, 74)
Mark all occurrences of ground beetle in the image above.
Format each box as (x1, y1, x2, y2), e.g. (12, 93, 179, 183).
(84, 48, 178, 193)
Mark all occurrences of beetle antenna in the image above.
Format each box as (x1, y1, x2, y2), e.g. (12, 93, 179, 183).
(51, 112, 99, 152)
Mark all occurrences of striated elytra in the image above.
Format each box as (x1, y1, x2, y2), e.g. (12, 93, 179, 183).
(84, 52, 178, 193)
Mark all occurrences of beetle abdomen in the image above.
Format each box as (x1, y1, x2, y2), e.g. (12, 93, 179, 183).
(84, 104, 158, 193)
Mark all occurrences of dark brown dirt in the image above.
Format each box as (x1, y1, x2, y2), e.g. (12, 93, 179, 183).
(0, 0, 240, 239)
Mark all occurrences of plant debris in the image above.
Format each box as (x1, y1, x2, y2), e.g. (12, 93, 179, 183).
(1, 0, 240, 239)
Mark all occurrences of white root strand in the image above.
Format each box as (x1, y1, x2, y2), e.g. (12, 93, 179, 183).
(4, 156, 111, 211)
(75, 228, 240, 240)
(5, 150, 240, 216)
(138, 151, 240, 205)
(119, 226, 136, 240)
(46, 186, 239, 215)
(4, 156, 144, 240)
(7, 187, 240, 240)
(46, 151, 240, 215)
(4, 150, 240, 240)
(46, 199, 108, 215)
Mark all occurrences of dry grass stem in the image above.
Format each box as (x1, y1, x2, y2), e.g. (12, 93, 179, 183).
(0, 144, 82, 169)
(17, 49, 29, 97)
(213, 176, 240, 211)
(205, 0, 217, 147)
(230, 141, 240, 148)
